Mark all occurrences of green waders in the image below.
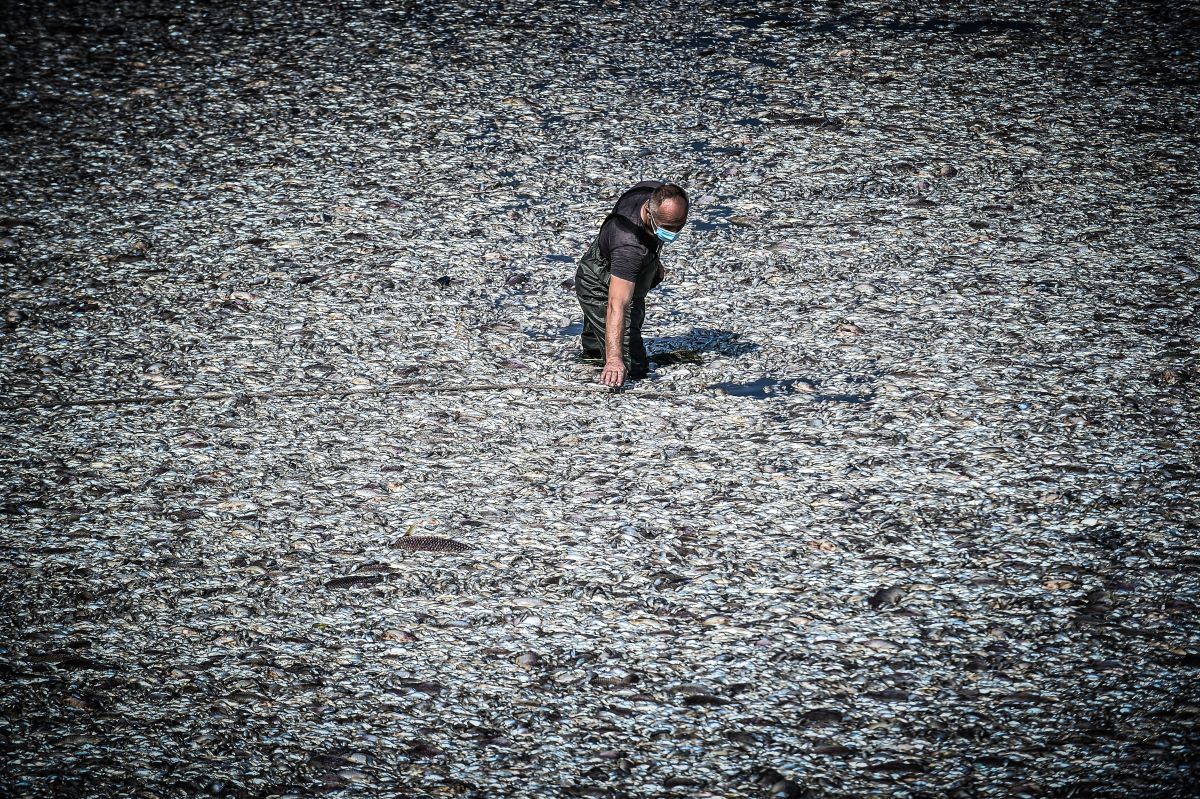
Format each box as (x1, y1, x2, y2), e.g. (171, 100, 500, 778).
(574, 232, 661, 379)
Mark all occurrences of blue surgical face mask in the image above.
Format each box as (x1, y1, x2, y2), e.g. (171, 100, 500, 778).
(649, 207, 681, 245)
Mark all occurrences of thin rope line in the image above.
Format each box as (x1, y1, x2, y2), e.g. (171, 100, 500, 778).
(0, 380, 708, 412)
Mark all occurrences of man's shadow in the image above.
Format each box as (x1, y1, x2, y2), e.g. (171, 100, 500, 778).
(646, 328, 759, 366)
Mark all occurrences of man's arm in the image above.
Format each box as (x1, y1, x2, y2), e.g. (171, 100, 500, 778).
(600, 276, 635, 387)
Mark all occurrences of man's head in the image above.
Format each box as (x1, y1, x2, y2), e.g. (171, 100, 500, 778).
(644, 184, 689, 242)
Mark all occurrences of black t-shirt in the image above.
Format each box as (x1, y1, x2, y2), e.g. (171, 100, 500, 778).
(599, 180, 663, 282)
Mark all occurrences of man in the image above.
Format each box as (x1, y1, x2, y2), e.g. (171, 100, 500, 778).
(575, 181, 689, 387)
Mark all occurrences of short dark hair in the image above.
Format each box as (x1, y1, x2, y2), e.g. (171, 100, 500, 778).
(649, 183, 689, 214)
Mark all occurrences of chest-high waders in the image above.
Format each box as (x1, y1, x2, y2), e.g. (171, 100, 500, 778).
(574, 222, 661, 379)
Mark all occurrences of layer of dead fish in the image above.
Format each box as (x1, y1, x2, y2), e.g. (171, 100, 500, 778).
(1, 0, 1197, 797)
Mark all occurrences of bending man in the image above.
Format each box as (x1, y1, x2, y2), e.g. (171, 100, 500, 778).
(574, 181, 689, 387)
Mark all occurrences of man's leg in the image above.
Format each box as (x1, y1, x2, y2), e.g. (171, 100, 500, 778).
(577, 293, 648, 379)
(577, 296, 607, 360)
(626, 299, 649, 379)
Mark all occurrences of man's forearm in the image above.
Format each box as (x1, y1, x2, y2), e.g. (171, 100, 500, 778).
(605, 301, 627, 363)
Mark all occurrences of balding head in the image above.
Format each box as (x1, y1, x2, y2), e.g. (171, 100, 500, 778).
(642, 183, 689, 239)
(649, 183, 689, 231)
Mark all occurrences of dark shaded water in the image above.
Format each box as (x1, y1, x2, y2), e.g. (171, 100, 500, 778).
(708, 376, 877, 401)
(648, 349, 705, 366)
(711, 377, 815, 397)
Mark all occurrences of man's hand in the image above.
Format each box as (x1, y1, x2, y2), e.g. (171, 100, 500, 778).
(600, 360, 626, 387)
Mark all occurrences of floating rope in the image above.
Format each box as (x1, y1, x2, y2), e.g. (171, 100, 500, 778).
(0, 379, 704, 412)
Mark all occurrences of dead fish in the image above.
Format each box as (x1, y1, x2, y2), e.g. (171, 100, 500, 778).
(1, 3, 1194, 798)
(682, 693, 730, 707)
(800, 708, 844, 724)
(323, 575, 383, 589)
(392, 536, 471, 553)
(868, 586, 906, 609)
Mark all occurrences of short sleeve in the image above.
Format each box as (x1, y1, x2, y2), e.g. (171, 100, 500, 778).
(609, 243, 648, 282)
